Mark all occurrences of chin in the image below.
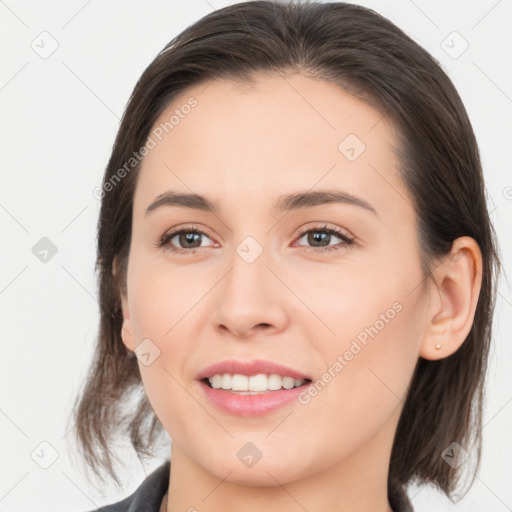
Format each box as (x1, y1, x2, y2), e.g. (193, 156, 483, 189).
(201, 454, 306, 488)
(223, 467, 294, 488)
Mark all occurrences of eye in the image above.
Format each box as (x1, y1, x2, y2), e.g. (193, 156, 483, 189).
(156, 225, 216, 254)
(294, 224, 355, 253)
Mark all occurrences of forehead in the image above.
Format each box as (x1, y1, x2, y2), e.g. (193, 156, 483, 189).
(134, 72, 407, 219)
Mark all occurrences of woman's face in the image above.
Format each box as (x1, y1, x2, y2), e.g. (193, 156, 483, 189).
(119, 72, 430, 485)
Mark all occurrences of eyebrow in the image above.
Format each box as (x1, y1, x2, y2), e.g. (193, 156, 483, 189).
(145, 189, 378, 217)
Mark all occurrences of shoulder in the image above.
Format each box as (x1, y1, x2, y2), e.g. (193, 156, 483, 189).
(83, 461, 170, 512)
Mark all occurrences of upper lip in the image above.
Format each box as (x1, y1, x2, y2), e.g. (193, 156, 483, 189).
(197, 359, 311, 381)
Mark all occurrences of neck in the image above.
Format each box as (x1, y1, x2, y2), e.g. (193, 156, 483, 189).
(160, 491, 168, 512)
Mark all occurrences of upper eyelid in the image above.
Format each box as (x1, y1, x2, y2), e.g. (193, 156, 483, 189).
(296, 222, 352, 238)
(163, 223, 350, 237)
(164, 224, 214, 240)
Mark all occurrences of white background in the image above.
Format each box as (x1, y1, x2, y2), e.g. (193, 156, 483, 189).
(1, 0, 511, 510)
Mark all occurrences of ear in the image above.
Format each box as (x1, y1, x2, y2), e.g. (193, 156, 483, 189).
(113, 256, 136, 353)
(419, 236, 483, 360)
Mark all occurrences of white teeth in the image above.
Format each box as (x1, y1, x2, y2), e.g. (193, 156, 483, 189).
(283, 376, 295, 389)
(207, 373, 306, 392)
(249, 374, 267, 391)
(232, 374, 248, 391)
(221, 374, 232, 390)
(268, 374, 282, 390)
(211, 374, 223, 388)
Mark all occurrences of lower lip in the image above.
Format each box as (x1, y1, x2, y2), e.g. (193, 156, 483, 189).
(198, 379, 310, 417)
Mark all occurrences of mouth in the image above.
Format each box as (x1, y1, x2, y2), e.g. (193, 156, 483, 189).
(198, 375, 314, 417)
(196, 359, 314, 415)
(200, 375, 313, 394)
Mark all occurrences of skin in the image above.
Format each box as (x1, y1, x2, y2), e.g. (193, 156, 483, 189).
(116, 72, 482, 512)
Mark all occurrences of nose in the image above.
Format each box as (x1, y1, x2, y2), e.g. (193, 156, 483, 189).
(212, 246, 288, 339)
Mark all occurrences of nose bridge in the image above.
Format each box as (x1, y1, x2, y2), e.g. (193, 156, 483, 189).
(223, 235, 271, 309)
(213, 231, 285, 337)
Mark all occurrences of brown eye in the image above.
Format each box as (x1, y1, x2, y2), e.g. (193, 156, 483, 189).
(174, 231, 204, 249)
(295, 225, 354, 253)
(157, 226, 215, 254)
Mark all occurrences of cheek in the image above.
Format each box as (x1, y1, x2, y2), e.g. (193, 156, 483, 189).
(286, 298, 422, 477)
(330, 301, 420, 406)
(127, 259, 206, 342)
(310, 243, 425, 367)
(126, 260, 208, 427)
(295, 259, 424, 429)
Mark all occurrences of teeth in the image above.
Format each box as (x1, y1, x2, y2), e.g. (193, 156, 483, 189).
(207, 373, 305, 392)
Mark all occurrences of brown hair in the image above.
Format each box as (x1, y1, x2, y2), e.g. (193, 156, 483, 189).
(69, 0, 502, 502)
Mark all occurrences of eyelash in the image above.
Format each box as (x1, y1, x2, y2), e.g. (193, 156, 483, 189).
(155, 223, 355, 255)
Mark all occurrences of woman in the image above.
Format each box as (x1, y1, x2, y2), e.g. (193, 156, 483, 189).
(71, 1, 501, 511)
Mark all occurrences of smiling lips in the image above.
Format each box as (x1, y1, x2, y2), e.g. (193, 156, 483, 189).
(196, 359, 313, 416)
(197, 358, 312, 382)
(207, 373, 307, 392)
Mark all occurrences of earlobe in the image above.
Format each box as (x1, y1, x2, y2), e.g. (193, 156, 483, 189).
(419, 236, 483, 361)
(120, 293, 136, 353)
(113, 256, 136, 353)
